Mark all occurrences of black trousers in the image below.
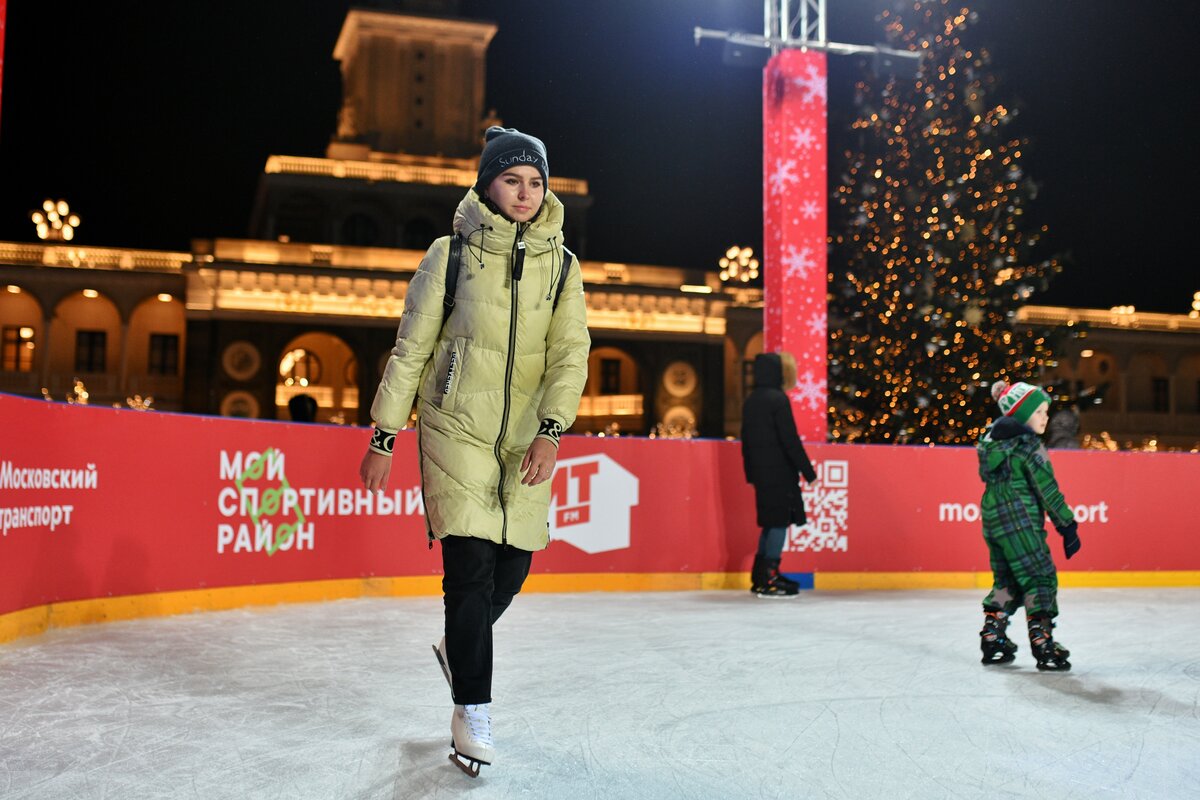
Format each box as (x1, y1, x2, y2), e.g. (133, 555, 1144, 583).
(441, 535, 533, 705)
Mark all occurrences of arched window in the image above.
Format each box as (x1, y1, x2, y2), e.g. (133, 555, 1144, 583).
(276, 333, 359, 424)
(280, 348, 322, 387)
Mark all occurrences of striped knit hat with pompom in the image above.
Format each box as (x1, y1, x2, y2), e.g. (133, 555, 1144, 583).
(991, 380, 1051, 425)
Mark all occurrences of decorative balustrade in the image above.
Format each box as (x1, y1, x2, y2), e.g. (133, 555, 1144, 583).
(264, 154, 589, 196)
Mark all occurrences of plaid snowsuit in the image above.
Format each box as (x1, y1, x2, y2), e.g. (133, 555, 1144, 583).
(977, 416, 1076, 618)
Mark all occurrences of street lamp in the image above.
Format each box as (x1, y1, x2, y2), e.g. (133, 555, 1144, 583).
(31, 199, 80, 241)
(719, 245, 760, 284)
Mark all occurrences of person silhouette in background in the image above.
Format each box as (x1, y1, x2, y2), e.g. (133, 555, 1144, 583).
(287, 394, 318, 423)
(740, 351, 817, 599)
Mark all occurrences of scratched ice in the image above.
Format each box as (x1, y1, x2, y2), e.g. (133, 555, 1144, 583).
(1, 589, 1197, 799)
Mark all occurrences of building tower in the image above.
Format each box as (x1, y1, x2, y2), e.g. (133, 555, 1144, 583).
(248, 1, 591, 252)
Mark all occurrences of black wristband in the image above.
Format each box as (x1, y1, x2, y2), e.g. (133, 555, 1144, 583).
(369, 427, 396, 455)
(536, 418, 563, 446)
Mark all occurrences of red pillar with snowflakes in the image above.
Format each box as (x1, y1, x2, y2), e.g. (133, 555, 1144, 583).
(763, 48, 828, 442)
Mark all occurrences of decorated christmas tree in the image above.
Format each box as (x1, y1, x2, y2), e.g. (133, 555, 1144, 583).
(828, 0, 1065, 444)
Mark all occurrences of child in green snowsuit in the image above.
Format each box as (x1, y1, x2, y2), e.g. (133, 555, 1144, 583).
(976, 379, 1082, 671)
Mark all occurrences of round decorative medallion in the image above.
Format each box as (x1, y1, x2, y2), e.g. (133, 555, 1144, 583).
(222, 341, 261, 381)
(662, 405, 697, 429)
(219, 390, 261, 419)
(662, 361, 697, 398)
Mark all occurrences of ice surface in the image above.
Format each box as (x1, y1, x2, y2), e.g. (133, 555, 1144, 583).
(1, 589, 1197, 799)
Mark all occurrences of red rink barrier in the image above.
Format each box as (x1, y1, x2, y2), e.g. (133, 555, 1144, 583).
(2, 392, 1198, 624)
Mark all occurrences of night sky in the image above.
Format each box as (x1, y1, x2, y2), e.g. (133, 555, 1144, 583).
(1, 1, 1195, 313)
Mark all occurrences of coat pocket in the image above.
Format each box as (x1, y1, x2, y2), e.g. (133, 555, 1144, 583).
(436, 337, 466, 412)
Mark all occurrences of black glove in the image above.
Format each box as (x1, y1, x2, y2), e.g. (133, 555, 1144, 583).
(1057, 521, 1081, 560)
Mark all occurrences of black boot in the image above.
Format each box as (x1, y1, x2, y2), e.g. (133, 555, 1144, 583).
(754, 558, 798, 598)
(1028, 617, 1071, 671)
(979, 610, 1018, 665)
(749, 556, 770, 595)
(768, 559, 800, 593)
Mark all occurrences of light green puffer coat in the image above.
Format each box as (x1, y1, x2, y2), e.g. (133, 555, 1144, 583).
(369, 188, 590, 550)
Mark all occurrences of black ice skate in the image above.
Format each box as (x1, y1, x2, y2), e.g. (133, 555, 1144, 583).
(774, 572, 801, 593)
(1028, 618, 1071, 671)
(752, 575, 799, 599)
(751, 557, 799, 598)
(979, 610, 1018, 665)
(449, 703, 494, 777)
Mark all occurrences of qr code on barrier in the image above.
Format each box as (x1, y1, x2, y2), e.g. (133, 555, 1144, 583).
(785, 459, 849, 553)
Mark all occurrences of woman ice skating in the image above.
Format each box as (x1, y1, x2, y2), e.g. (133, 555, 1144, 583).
(740, 351, 818, 598)
(976, 379, 1082, 671)
(359, 126, 590, 776)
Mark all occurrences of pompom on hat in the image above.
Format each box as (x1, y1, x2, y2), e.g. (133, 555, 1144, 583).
(991, 380, 1051, 425)
(475, 126, 549, 194)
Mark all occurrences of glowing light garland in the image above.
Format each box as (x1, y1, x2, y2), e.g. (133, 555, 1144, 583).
(828, 1, 1065, 445)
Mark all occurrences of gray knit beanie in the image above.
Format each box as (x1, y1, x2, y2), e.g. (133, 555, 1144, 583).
(475, 126, 549, 194)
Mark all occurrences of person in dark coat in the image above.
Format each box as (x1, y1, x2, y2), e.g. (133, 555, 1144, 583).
(1044, 401, 1081, 449)
(740, 351, 818, 597)
(287, 394, 318, 423)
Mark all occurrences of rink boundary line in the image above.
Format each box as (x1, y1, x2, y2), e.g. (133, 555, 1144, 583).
(4, 571, 1199, 644)
(0, 573, 733, 643)
(811, 571, 1200, 590)
(0, 577, 444, 644)
(1, 573, 745, 642)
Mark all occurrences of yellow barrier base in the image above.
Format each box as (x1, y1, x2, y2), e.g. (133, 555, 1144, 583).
(3, 570, 1197, 645)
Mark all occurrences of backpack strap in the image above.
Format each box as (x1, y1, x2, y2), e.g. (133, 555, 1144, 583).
(445, 236, 573, 319)
(442, 234, 463, 324)
(552, 246, 575, 311)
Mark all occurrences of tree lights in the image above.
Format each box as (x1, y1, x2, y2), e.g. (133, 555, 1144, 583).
(828, 1, 1063, 445)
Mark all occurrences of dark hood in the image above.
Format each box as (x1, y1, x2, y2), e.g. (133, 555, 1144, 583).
(989, 414, 1033, 441)
(752, 353, 783, 389)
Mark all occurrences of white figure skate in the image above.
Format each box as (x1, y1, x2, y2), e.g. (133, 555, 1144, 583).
(449, 703, 494, 777)
(432, 636, 452, 692)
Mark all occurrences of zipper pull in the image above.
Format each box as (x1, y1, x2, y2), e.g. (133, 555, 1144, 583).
(513, 239, 526, 281)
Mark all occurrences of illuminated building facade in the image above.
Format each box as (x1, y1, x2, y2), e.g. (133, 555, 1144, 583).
(1017, 306, 1200, 450)
(2, 2, 1196, 449)
(0, 3, 755, 438)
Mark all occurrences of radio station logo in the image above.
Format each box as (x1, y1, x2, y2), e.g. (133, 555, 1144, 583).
(549, 453, 639, 554)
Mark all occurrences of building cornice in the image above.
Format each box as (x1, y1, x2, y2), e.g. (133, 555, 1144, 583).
(264, 154, 589, 196)
(334, 9, 497, 62)
(1017, 305, 1200, 334)
(0, 242, 191, 272)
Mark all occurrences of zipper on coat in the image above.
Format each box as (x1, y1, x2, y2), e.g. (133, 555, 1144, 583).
(416, 419, 435, 549)
(493, 224, 527, 545)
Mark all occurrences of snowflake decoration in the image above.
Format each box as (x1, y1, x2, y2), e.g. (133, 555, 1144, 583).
(805, 311, 827, 338)
(799, 199, 821, 220)
(791, 63, 827, 106)
(782, 246, 818, 280)
(769, 159, 799, 194)
(790, 126, 819, 151)
(789, 370, 827, 412)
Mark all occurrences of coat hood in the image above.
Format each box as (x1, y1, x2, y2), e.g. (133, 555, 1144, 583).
(453, 188, 566, 258)
(978, 414, 1037, 476)
(752, 351, 797, 391)
(985, 414, 1034, 442)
